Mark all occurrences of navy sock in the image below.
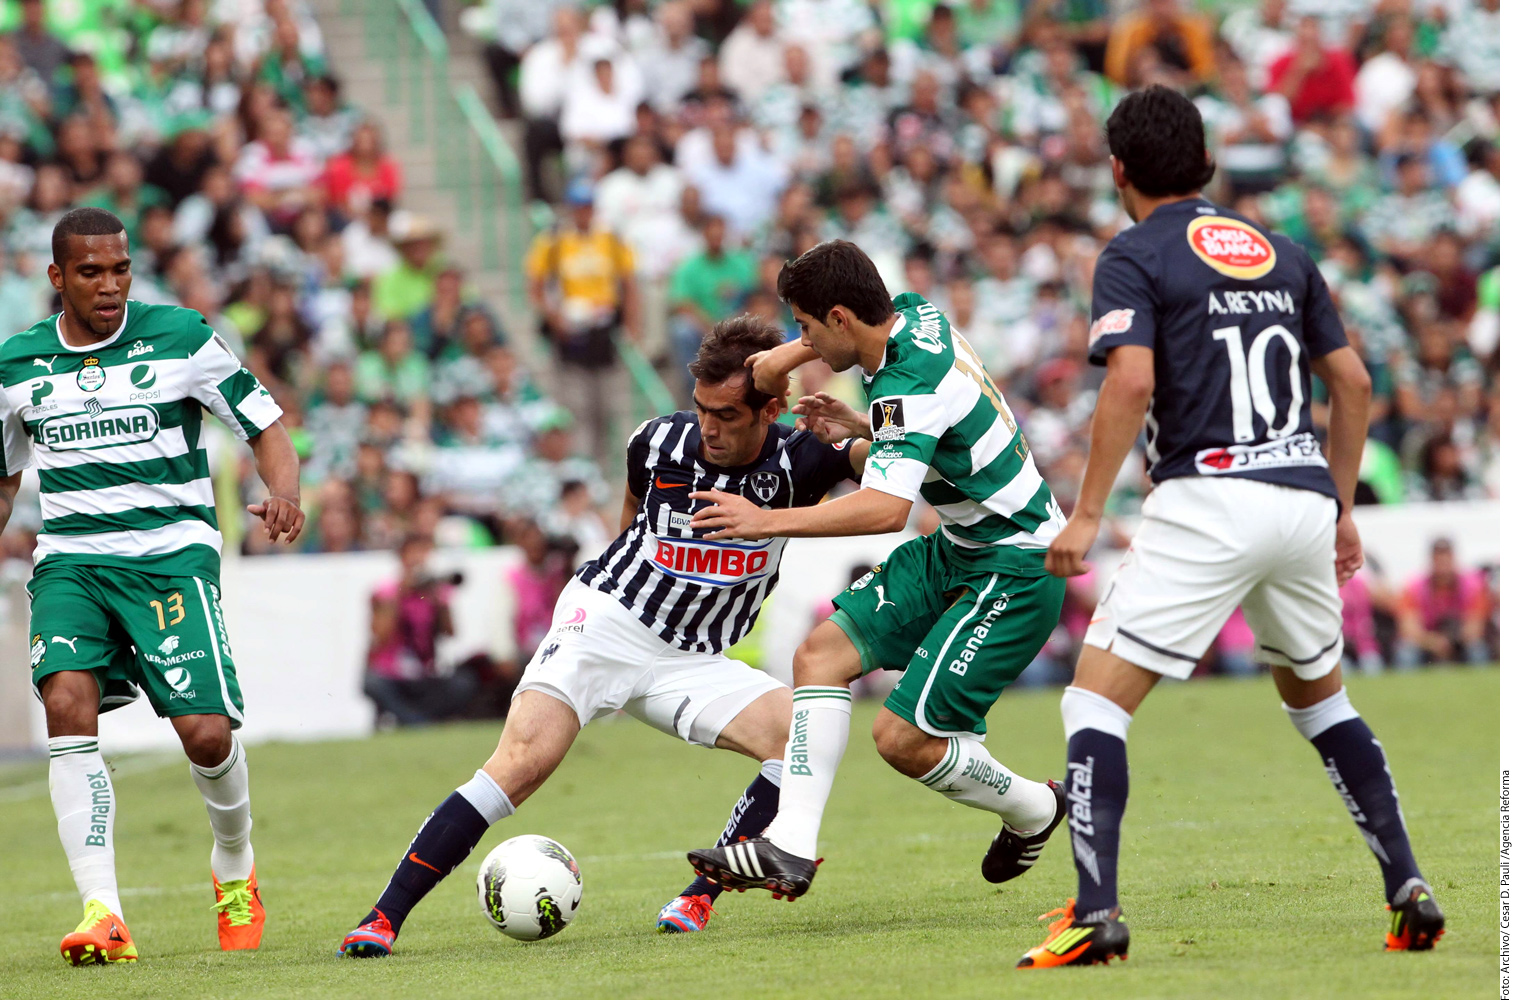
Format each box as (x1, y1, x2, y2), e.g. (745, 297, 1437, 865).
(365, 792, 491, 932)
(681, 767, 781, 899)
(1310, 717, 1422, 901)
(1066, 728, 1128, 918)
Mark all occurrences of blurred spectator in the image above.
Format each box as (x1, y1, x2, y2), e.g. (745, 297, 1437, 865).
(374, 211, 443, 320)
(519, 7, 585, 201)
(682, 122, 788, 238)
(1104, 0, 1215, 88)
(363, 533, 472, 726)
(13, 0, 65, 83)
(1267, 16, 1356, 124)
(668, 213, 756, 385)
(504, 521, 579, 668)
(320, 120, 402, 219)
(719, 0, 787, 108)
(1394, 538, 1491, 667)
(525, 181, 640, 460)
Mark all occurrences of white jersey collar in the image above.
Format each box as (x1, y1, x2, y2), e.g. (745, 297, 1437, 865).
(55, 300, 130, 353)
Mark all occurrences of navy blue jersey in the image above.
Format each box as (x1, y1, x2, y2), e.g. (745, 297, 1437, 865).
(1088, 198, 1348, 498)
(578, 412, 859, 652)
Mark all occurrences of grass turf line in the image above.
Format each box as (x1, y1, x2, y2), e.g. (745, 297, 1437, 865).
(0, 668, 1495, 999)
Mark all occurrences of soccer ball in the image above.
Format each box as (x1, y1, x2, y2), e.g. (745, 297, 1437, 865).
(476, 835, 583, 941)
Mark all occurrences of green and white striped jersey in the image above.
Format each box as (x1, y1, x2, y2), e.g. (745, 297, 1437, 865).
(860, 293, 1065, 572)
(0, 301, 282, 580)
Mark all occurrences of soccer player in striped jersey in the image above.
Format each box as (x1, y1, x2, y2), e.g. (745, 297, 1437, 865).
(340, 316, 869, 955)
(686, 240, 1068, 900)
(0, 208, 304, 964)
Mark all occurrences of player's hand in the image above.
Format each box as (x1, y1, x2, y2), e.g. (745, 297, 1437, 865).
(794, 392, 868, 443)
(1045, 512, 1098, 578)
(745, 350, 794, 411)
(689, 489, 773, 541)
(1334, 512, 1363, 587)
(248, 495, 305, 544)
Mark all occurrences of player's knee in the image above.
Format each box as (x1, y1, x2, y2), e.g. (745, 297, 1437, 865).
(793, 631, 852, 688)
(871, 712, 933, 776)
(176, 715, 233, 767)
(41, 672, 98, 734)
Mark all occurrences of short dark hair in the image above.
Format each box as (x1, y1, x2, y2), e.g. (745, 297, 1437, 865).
(775, 240, 894, 326)
(1105, 85, 1215, 198)
(52, 207, 126, 267)
(688, 314, 785, 411)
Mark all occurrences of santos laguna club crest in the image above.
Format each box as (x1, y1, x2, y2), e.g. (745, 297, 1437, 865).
(77, 356, 105, 392)
(750, 471, 780, 503)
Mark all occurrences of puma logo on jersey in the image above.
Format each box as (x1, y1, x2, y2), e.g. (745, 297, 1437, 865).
(51, 636, 79, 653)
(34, 356, 55, 373)
(875, 585, 896, 612)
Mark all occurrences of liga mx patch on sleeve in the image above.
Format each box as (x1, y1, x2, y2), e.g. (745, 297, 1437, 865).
(871, 398, 906, 441)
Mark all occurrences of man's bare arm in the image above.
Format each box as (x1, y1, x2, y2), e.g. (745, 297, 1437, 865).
(1045, 345, 1154, 577)
(691, 486, 911, 540)
(1310, 346, 1373, 515)
(247, 421, 305, 544)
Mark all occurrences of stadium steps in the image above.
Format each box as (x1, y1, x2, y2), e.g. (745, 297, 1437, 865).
(307, 0, 534, 358)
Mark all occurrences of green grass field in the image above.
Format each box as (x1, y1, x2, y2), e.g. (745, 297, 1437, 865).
(0, 669, 1497, 1000)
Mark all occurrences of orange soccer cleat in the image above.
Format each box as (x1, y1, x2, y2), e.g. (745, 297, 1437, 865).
(60, 899, 138, 966)
(1017, 898, 1129, 969)
(1385, 883, 1445, 952)
(212, 868, 265, 950)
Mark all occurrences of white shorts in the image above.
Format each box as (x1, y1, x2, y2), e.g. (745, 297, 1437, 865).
(1084, 478, 1343, 681)
(514, 578, 786, 747)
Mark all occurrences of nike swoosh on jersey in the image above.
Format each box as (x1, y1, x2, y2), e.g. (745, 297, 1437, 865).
(654, 477, 688, 489)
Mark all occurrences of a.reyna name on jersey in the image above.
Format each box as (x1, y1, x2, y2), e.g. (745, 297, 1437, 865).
(1207, 289, 1297, 315)
(37, 405, 159, 450)
(651, 536, 777, 586)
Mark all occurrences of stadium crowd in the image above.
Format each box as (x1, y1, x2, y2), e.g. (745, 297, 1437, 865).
(0, 0, 1498, 694)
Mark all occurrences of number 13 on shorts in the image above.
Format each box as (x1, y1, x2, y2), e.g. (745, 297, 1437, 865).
(149, 592, 186, 630)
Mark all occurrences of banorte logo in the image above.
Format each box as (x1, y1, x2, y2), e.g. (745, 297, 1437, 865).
(1186, 216, 1276, 280)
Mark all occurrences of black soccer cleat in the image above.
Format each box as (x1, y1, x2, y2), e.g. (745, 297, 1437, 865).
(1018, 899, 1130, 969)
(1385, 882, 1445, 951)
(687, 838, 818, 900)
(983, 780, 1066, 884)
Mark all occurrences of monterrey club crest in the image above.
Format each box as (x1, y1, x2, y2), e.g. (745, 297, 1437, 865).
(750, 471, 780, 503)
(1185, 216, 1276, 280)
(77, 356, 106, 392)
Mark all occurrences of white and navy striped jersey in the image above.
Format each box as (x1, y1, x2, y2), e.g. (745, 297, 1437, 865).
(577, 411, 858, 653)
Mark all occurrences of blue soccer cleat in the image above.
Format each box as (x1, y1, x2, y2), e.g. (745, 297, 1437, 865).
(656, 893, 715, 933)
(339, 912, 396, 957)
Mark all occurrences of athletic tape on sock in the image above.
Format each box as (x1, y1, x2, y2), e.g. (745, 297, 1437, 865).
(1061, 686, 1133, 742)
(456, 769, 514, 825)
(1283, 687, 1360, 741)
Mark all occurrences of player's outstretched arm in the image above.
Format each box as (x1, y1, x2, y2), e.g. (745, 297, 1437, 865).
(691, 486, 911, 541)
(0, 472, 19, 535)
(246, 421, 305, 544)
(1046, 344, 1154, 578)
(1312, 345, 1373, 585)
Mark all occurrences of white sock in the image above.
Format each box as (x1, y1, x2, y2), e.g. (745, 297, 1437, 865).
(916, 737, 1057, 833)
(1282, 687, 1360, 740)
(762, 686, 851, 860)
(456, 769, 516, 825)
(48, 737, 122, 916)
(190, 737, 254, 882)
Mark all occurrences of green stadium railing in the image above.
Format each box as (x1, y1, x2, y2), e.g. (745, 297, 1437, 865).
(338, 0, 677, 447)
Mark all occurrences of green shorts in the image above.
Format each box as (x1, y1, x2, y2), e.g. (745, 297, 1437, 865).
(829, 531, 1064, 738)
(28, 564, 244, 727)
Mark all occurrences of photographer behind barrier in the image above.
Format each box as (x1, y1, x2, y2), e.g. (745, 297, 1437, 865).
(363, 532, 474, 726)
